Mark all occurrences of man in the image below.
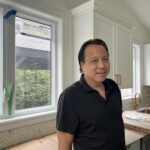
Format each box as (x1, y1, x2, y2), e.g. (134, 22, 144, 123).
(56, 39, 126, 150)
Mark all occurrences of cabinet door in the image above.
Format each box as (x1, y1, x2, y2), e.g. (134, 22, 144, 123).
(126, 140, 140, 150)
(115, 24, 132, 89)
(142, 134, 150, 150)
(94, 14, 115, 80)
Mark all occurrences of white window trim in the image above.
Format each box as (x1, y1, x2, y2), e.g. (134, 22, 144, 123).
(0, 110, 56, 132)
(0, 1, 63, 130)
(0, 7, 4, 115)
(121, 43, 141, 100)
(133, 43, 141, 94)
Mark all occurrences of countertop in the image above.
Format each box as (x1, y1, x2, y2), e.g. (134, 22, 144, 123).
(123, 111, 150, 133)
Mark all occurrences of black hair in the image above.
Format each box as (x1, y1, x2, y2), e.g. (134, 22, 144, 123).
(78, 38, 109, 73)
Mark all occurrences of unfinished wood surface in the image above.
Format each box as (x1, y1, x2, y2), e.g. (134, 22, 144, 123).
(5, 129, 147, 149)
(6, 134, 58, 150)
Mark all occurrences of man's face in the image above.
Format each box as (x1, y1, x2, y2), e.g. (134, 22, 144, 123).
(81, 44, 110, 84)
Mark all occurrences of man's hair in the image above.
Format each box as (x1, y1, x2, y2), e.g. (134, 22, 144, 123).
(78, 38, 109, 73)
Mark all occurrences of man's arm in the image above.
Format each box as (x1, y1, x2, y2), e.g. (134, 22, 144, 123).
(57, 131, 74, 150)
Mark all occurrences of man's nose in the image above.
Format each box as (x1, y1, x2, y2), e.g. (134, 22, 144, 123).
(98, 59, 104, 68)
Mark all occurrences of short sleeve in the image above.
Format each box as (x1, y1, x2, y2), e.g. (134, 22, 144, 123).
(56, 91, 79, 134)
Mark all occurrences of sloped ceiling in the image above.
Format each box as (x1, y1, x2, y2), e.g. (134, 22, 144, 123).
(123, 0, 150, 33)
(67, 0, 150, 33)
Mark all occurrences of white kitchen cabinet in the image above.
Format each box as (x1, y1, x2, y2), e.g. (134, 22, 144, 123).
(142, 134, 150, 150)
(71, 0, 133, 89)
(126, 140, 141, 150)
(128, 134, 150, 150)
(115, 23, 132, 88)
(126, 139, 140, 150)
(125, 129, 145, 150)
(144, 44, 150, 85)
(94, 14, 115, 82)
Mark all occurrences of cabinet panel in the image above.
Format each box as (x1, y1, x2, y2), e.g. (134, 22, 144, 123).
(94, 14, 115, 80)
(72, 1, 133, 89)
(73, 11, 94, 81)
(116, 24, 132, 88)
(126, 140, 140, 150)
(142, 134, 150, 150)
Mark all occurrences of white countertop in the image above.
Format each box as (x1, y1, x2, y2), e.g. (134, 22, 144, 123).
(123, 111, 150, 133)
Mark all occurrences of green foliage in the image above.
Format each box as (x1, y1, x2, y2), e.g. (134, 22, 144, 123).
(16, 69, 51, 110)
(6, 82, 14, 115)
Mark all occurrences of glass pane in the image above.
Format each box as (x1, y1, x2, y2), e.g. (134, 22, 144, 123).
(121, 88, 133, 99)
(15, 17, 51, 110)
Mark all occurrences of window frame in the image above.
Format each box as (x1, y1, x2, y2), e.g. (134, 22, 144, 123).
(0, 7, 4, 115)
(133, 43, 141, 94)
(121, 43, 141, 100)
(14, 14, 56, 116)
(1, 4, 62, 119)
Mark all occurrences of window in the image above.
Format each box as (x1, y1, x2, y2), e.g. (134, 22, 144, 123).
(15, 17, 53, 111)
(121, 43, 141, 99)
(0, 7, 61, 118)
(15, 16, 57, 115)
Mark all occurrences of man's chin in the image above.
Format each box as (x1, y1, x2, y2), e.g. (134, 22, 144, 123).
(96, 77, 106, 82)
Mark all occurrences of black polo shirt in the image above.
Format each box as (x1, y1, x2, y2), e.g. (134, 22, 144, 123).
(56, 75, 126, 150)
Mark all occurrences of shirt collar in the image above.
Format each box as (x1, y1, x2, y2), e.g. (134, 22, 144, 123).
(79, 74, 113, 94)
(79, 74, 93, 93)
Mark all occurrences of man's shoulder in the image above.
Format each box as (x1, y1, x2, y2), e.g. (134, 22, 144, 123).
(105, 78, 118, 87)
(58, 81, 82, 105)
(62, 81, 81, 96)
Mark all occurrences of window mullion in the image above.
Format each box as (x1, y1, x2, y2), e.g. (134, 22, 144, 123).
(3, 8, 16, 116)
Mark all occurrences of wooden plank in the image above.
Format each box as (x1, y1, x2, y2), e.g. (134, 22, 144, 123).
(6, 135, 58, 150)
(124, 122, 150, 133)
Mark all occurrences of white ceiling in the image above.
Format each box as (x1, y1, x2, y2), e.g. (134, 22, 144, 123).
(123, 0, 150, 33)
(68, 0, 150, 33)
(2, 0, 150, 33)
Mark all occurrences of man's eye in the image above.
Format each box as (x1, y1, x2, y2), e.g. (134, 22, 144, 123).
(102, 57, 109, 61)
(91, 59, 98, 63)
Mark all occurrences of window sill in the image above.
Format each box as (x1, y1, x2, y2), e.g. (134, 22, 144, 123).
(0, 110, 56, 132)
(122, 96, 133, 100)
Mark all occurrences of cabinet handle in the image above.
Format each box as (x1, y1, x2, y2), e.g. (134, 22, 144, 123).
(115, 74, 121, 85)
(118, 74, 121, 85)
(115, 74, 118, 84)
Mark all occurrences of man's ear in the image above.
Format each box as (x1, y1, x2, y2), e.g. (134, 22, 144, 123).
(81, 62, 85, 72)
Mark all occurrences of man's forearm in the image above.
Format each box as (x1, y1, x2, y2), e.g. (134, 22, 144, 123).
(58, 143, 72, 150)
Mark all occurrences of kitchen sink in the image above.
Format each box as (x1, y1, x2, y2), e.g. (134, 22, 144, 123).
(137, 107, 150, 114)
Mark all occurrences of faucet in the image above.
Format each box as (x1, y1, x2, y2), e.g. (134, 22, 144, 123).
(133, 93, 141, 110)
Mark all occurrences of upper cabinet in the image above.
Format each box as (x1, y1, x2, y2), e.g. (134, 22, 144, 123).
(115, 24, 132, 89)
(144, 44, 150, 85)
(71, 0, 133, 89)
